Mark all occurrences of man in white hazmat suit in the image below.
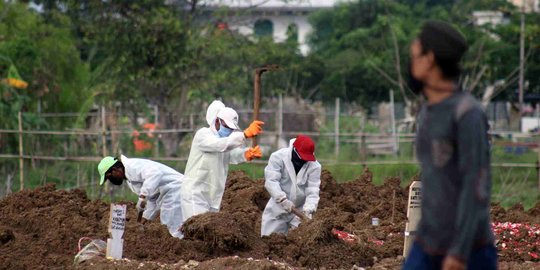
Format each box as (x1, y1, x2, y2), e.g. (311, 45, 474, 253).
(181, 100, 264, 222)
(97, 155, 184, 238)
(261, 134, 322, 236)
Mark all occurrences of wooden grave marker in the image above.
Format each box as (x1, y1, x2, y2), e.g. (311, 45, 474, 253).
(403, 181, 422, 257)
(107, 204, 126, 259)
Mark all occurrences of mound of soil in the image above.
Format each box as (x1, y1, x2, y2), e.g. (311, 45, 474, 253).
(0, 184, 109, 269)
(0, 169, 539, 269)
(491, 202, 540, 224)
(284, 208, 378, 268)
(319, 168, 408, 227)
(182, 212, 267, 256)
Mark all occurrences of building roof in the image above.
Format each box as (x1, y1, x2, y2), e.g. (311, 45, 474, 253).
(200, 0, 339, 10)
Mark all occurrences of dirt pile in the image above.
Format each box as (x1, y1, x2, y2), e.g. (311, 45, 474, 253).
(182, 212, 268, 257)
(284, 208, 378, 268)
(318, 168, 408, 227)
(0, 184, 109, 269)
(491, 202, 540, 224)
(0, 169, 539, 269)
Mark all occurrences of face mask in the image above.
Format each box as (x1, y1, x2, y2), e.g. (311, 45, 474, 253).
(108, 176, 123, 186)
(407, 61, 424, 95)
(217, 125, 233, 138)
(291, 148, 306, 168)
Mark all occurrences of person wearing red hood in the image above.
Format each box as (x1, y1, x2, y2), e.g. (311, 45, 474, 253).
(261, 135, 322, 236)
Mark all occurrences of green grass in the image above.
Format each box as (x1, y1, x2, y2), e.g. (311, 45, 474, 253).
(3, 137, 539, 209)
(230, 163, 266, 179)
(231, 163, 419, 185)
(230, 161, 540, 209)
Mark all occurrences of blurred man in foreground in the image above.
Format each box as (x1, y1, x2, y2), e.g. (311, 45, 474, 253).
(403, 21, 496, 270)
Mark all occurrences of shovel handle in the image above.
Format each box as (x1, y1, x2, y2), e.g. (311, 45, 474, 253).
(252, 64, 280, 148)
(137, 210, 143, 223)
(252, 69, 263, 147)
(291, 207, 309, 221)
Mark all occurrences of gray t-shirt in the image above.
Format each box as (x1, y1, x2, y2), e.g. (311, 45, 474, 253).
(415, 91, 494, 261)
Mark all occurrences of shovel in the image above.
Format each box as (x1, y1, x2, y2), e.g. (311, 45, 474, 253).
(291, 206, 310, 221)
(136, 199, 147, 232)
(252, 64, 279, 147)
(137, 210, 144, 223)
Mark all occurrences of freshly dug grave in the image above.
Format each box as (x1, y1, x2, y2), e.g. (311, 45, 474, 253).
(0, 169, 539, 270)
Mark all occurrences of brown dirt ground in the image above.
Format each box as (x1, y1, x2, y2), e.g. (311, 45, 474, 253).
(0, 169, 538, 269)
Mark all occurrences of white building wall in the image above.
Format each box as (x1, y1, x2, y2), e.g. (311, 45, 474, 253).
(227, 14, 314, 55)
(472, 11, 506, 26)
(509, 0, 539, 12)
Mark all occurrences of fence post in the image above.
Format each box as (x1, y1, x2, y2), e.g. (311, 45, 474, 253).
(275, 94, 283, 150)
(101, 106, 107, 157)
(77, 164, 81, 188)
(334, 98, 340, 160)
(18, 111, 24, 191)
(154, 105, 159, 157)
(390, 90, 398, 156)
(361, 133, 367, 163)
(537, 103, 540, 191)
(6, 173, 13, 195)
(99, 106, 108, 199)
(91, 167, 95, 199)
(360, 114, 367, 163)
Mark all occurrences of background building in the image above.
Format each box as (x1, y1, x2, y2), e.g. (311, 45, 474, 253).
(202, 0, 339, 55)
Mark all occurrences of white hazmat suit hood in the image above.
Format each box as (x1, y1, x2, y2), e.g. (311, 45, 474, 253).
(261, 139, 322, 236)
(181, 100, 248, 222)
(206, 100, 225, 132)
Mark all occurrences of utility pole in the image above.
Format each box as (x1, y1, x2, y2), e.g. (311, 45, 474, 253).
(518, 0, 525, 115)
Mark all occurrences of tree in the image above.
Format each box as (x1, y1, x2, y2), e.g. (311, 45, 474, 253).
(38, 0, 306, 155)
(305, 0, 540, 111)
(0, 1, 88, 128)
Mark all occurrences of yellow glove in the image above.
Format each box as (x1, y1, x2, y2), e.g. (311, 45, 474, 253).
(244, 145, 262, 161)
(244, 120, 264, 138)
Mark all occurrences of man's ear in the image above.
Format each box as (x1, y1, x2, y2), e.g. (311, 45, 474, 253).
(426, 51, 436, 70)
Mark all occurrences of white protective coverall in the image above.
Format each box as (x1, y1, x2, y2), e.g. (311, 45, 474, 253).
(180, 101, 248, 222)
(261, 139, 322, 236)
(120, 155, 184, 238)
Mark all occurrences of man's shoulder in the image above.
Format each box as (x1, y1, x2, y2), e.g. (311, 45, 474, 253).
(128, 158, 159, 170)
(270, 148, 289, 158)
(454, 92, 484, 121)
(194, 127, 213, 137)
(267, 148, 290, 164)
(310, 160, 322, 169)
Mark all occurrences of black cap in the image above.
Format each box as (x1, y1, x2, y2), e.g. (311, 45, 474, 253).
(419, 21, 468, 62)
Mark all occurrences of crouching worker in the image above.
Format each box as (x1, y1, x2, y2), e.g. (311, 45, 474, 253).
(261, 135, 321, 236)
(98, 155, 184, 238)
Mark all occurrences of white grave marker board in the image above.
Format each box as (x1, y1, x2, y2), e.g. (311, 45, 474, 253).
(403, 181, 422, 257)
(106, 204, 126, 259)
